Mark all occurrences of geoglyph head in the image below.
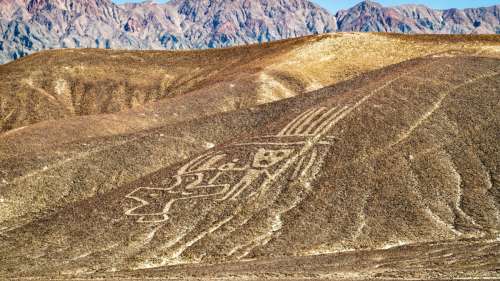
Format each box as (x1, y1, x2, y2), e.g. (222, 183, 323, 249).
(252, 148, 293, 168)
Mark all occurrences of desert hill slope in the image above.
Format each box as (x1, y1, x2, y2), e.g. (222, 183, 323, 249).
(1, 33, 499, 235)
(0, 55, 498, 279)
(1, 33, 499, 134)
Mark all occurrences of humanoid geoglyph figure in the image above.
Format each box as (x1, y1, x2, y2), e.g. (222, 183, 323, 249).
(126, 106, 348, 223)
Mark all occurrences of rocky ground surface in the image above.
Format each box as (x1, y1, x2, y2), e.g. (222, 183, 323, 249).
(0, 34, 498, 279)
(2, 33, 499, 134)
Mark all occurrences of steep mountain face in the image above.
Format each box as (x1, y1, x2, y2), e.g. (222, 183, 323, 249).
(336, 1, 500, 34)
(0, 0, 125, 61)
(0, 0, 499, 64)
(125, 0, 338, 48)
(0, 0, 336, 63)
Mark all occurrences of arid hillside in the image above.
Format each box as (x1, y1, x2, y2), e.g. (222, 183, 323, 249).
(1, 33, 499, 234)
(1, 33, 499, 136)
(0, 50, 498, 280)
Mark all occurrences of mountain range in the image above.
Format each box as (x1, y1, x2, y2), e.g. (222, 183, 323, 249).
(0, 0, 499, 64)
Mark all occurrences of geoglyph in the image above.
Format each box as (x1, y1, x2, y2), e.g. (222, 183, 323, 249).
(125, 106, 348, 223)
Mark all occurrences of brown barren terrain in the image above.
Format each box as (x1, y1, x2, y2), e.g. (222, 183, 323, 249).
(0, 33, 499, 280)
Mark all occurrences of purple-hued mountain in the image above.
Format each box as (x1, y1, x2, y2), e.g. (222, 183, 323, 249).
(0, 0, 498, 64)
(337, 1, 499, 34)
(0, 0, 336, 63)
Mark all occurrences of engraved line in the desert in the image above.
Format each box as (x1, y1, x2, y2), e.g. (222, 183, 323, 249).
(312, 106, 349, 136)
(125, 187, 167, 216)
(124, 105, 340, 222)
(278, 107, 321, 136)
(303, 106, 340, 135)
(246, 104, 352, 199)
(291, 155, 306, 179)
(288, 107, 327, 135)
(124, 101, 355, 223)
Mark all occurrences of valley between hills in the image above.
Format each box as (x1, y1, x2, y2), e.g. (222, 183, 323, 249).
(0, 32, 499, 280)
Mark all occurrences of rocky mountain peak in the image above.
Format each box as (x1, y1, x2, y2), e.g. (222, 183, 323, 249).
(355, 0, 383, 10)
(0, 0, 499, 64)
(336, 1, 499, 34)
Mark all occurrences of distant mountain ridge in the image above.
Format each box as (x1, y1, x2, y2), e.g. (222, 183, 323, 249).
(0, 0, 499, 64)
(337, 1, 500, 34)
